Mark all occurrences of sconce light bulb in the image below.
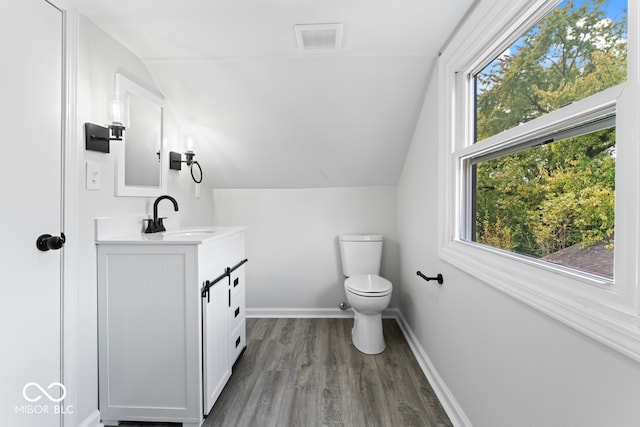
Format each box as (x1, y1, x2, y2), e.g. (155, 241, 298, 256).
(110, 99, 124, 125)
(186, 136, 195, 152)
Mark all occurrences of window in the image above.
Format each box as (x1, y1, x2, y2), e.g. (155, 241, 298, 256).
(439, 0, 640, 361)
(467, 0, 626, 281)
(474, 0, 627, 141)
(471, 124, 616, 280)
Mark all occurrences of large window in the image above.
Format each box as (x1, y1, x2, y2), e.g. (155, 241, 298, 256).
(471, 125, 616, 279)
(474, 0, 627, 140)
(468, 0, 626, 281)
(439, 0, 640, 361)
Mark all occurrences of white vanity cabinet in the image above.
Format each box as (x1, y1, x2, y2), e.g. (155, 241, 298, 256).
(96, 227, 246, 427)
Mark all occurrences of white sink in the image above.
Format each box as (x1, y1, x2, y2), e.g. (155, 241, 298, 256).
(162, 229, 217, 237)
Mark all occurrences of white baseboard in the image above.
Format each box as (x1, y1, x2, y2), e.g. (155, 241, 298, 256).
(246, 307, 469, 426)
(77, 409, 102, 427)
(394, 311, 471, 427)
(246, 307, 398, 319)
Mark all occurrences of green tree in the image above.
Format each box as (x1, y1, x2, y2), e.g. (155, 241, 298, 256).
(474, 0, 626, 259)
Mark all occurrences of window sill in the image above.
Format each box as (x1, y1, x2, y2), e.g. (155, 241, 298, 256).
(439, 239, 640, 362)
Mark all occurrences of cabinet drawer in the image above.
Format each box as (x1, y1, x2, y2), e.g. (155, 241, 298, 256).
(228, 289, 246, 333)
(229, 264, 245, 297)
(229, 320, 246, 366)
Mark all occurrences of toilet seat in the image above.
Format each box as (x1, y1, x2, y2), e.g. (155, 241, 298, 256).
(345, 274, 392, 297)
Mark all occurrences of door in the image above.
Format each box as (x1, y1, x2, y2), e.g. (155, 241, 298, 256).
(0, 1, 64, 426)
(202, 277, 231, 415)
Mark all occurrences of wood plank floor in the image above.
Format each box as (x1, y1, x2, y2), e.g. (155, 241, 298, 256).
(121, 318, 452, 427)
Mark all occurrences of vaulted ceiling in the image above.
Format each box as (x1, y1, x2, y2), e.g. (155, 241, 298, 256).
(70, 0, 474, 188)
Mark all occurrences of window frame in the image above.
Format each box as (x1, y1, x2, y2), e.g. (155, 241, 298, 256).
(438, 0, 640, 361)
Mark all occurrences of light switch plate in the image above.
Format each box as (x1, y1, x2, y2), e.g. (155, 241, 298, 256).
(86, 162, 101, 190)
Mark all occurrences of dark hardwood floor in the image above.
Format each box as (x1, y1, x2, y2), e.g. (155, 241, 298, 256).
(121, 318, 452, 427)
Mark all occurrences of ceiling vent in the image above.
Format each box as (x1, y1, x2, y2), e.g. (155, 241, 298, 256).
(294, 23, 343, 50)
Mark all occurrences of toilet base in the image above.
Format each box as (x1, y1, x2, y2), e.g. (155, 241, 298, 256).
(351, 311, 385, 354)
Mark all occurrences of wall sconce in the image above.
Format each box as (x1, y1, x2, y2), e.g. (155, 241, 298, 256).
(85, 98, 126, 153)
(170, 150, 203, 183)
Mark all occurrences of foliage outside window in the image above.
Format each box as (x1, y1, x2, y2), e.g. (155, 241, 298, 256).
(470, 0, 626, 280)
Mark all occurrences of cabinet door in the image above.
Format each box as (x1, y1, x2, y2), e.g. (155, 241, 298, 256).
(202, 278, 230, 415)
(98, 245, 201, 424)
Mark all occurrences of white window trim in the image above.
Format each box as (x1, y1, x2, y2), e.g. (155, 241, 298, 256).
(438, 0, 640, 361)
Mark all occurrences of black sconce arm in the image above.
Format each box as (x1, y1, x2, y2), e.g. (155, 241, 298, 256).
(85, 122, 126, 153)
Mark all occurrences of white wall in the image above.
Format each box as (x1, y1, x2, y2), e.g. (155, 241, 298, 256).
(398, 65, 640, 426)
(74, 17, 214, 425)
(149, 57, 431, 189)
(212, 187, 399, 311)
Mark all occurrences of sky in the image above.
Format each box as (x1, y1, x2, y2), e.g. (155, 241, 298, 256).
(559, 0, 628, 18)
(474, 0, 629, 110)
(477, 0, 628, 82)
(599, 0, 627, 15)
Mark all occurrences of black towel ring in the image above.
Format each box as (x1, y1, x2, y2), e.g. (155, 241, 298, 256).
(190, 161, 203, 184)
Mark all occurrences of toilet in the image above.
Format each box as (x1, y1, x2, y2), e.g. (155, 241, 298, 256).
(339, 234, 393, 354)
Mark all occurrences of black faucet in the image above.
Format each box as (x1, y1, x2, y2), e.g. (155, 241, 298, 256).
(144, 195, 179, 233)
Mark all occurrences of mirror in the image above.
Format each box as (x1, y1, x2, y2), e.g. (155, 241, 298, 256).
(114, 73, 167, 197)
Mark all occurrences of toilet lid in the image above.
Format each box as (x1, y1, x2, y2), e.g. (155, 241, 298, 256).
(345, 274, 392, 296)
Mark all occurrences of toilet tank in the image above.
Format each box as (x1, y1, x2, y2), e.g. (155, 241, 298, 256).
(339, 234, 383, 276)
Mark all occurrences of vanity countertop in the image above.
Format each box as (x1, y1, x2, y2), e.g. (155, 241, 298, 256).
(95, 226, 246, 245)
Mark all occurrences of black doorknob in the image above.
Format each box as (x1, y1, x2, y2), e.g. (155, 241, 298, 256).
(36, 233, 66, 251)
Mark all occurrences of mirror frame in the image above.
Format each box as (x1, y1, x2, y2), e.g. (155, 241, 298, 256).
(114, 73, 167, 197)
